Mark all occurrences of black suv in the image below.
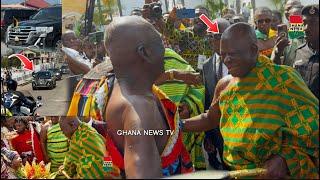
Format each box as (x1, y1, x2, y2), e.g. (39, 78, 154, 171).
(32, 71, 57, 90)
(1, 8, 38, 40)
(6, 4, 62, 49)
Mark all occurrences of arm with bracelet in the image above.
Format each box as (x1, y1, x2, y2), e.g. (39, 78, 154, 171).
(180, 76, 232, 132)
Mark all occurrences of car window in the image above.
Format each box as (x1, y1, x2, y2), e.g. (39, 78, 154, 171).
(36, 72, 51, 78)
(32, 7, 61, 20)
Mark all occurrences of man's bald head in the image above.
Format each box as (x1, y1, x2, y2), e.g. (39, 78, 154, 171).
(220, 23, 258, 77)
(222, 22, 257, 45)
(285, 0, 302, 20)
(105, 16, 165, 82)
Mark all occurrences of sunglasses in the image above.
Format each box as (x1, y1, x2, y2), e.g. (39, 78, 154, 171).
(257, 19, 271, 24)
(210, 33, 222, 40)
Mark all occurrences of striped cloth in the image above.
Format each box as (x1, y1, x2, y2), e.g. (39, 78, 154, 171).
(63, 122, 113, 179)
(219, 55, 319, 178)
(46, 123, 68, 173)
(159, 48, 206, 170)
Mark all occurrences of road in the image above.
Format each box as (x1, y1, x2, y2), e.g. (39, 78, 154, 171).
(17, 74, 77, 116)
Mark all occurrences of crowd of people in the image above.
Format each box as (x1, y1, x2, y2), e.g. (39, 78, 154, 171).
(1, 0, 319, 179)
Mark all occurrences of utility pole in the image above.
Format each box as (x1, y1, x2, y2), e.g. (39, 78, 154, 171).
(117, 0, 123, 16)
(84, 0, 96, 36)
(236, 0, 240, 14)
(164, 0, 169, 12)
(180, 0, 185, 7)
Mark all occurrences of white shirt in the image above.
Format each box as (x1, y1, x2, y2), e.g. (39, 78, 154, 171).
(213, 53, 228, 79)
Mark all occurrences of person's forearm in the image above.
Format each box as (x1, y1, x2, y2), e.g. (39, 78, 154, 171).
(65, 56, 91, 75)
(182, 112, 218, 132)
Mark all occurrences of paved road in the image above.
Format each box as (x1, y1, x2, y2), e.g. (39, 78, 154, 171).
(17, 74, 74, 116)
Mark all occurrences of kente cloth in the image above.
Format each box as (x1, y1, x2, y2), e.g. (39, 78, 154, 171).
(159, 48, 206, 170)
(219, 55, 319, 178)
(67, 61, 115, 121)
(11, 130, 44, 164)
(256, 29, 276, 58)
(46, 123, 69, 172)
(63, 122, 119, 179)
(164, 21, 213, 69)
(105, 85, 194, 177)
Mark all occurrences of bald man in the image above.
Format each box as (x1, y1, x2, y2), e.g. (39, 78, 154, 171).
(181, 23, 319, 178)
(284, 0, 303, 21)
(103, 16, 193, 178)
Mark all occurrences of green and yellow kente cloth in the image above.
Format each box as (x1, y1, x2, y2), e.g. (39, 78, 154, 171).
(256, 29, 276, 58)
(63, 122, 114, 179)
(47, 123, 69, 173)
(219, 55, 319, 178)
(159, 48, 206, 170)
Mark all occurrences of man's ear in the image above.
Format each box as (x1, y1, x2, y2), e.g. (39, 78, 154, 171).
(137, 44, 153, 64)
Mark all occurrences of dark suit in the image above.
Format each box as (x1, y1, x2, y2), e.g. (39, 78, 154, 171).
(202, 54, 226, 170)
(202, 55, 222, 110)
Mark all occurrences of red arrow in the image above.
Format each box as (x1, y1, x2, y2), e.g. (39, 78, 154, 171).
(199, 14, 219, 33)
(8, 54, 34, 71)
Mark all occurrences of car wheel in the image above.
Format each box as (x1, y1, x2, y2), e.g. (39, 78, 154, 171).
(32, 85, 37, 90)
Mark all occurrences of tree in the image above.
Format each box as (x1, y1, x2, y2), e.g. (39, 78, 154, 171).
(271, 0, 286, 15)
(204, 0, 226, 19)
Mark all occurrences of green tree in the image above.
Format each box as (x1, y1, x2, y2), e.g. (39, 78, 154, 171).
(93, 0, 120, 26)
(1, 56, 21, 69)
(272, 0, 286, 15)
(203, 0, 226, 19)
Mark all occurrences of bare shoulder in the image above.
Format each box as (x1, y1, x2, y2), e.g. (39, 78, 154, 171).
(215, 75, 233, 95)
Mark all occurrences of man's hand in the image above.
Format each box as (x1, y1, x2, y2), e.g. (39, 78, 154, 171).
(178, 102, 191, 119)
(263, 154, 289, 178)
(275, 35, 290, 56)
(183, 72, 202, 86)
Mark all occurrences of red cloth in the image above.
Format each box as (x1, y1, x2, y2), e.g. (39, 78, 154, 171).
(11, 130, 44, 163)
(106, 98, 193, 175)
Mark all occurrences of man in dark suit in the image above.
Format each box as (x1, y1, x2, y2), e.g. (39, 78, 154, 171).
(202, 18, 230, 170)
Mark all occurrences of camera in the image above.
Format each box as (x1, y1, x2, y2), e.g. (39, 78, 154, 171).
(144, 2, 162, 20)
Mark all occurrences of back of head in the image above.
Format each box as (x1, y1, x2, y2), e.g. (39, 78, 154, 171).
(254, 7, 272, 18)
(6, 79, 17, 91)
(105, 16, 165, 80)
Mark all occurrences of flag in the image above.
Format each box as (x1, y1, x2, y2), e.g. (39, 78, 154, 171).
(288, 15, 304, 39)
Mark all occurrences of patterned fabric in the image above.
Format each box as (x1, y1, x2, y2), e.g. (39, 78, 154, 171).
(63, 122, 119, 179)
(256, 29, 276, 58)
(67, 74, 115, 121)
(46, 123, 69, 172)
(164, 21, 213, 69)
(159, 48, 206, 170)
(105, 85, 194, 177)
(219, 55, 319, 178)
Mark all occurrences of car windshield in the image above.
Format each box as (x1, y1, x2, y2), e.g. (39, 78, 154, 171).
(49, 68, 59, 72)
(32, 7, 61, 20)
(36, 72, 51, 78)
